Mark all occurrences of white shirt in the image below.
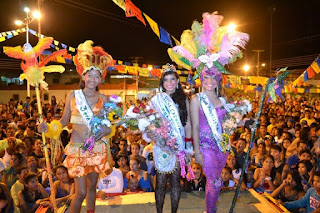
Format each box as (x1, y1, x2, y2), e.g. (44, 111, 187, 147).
(97, 168, 123, 193)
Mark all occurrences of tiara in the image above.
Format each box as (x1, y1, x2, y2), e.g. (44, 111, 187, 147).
(162, 63, 176, 73)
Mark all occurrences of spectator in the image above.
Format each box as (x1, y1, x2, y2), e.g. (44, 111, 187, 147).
(253, 155, 276, 192)
(184, 163, 206, 192)
(0, 182, 13, 213)
(232, 138, 248, 169)
(270, 144, 288, 186)
(142, 142, 154, 174)
(300, 109, 316, 126)
(221, 166, 236, 191)
(264, 135, 274, 154)
(118, 139, 129, 156)
(124, 157, 152, 192)
(116, 153, 129, 177)
(297, 160, 313, 192)
(283, 171, 320, 212)
(287, 141, 308, 169)
(17, 172, 49, 213)
(2, 152, 22, 190)
(226, 154, 246, 190)
(251, 142, 266, 169)
(29, 139, 44, 160)
(130, 142, 147, 171)
(10, 165, 28, 209)
(97, 159, 124, 199)
(0, 136, 18, 168)
(51, 165, 74, 207)
(267, 116, 277, 134)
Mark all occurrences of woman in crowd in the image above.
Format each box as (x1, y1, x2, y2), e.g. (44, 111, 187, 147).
(147, 64, 192, 213)
(40, 40, 113, 213)
(253, 155, 276, 192)
(50, 165, 75, 208)
(251, 142, 267, 169)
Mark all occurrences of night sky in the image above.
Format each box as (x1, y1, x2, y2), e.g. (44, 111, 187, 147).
(1, 0, 319, 76)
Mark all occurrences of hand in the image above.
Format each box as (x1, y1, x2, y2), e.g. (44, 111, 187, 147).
(0, 200, 8, 209)
(195, 152, 204, 168)
(95, 126, 111, 141)
(97, 191, 107, 200)
(38, 122, 48, 133)
(281, 179, 289, 186)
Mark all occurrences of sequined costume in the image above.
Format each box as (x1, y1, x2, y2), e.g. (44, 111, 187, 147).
(199, 103, 227, 213)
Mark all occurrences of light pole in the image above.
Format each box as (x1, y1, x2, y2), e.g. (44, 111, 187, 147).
(15, 7, 41, 97)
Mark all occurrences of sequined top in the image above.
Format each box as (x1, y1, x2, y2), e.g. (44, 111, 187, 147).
(199, 106, 226, 149)
(70, 96, 103, 125)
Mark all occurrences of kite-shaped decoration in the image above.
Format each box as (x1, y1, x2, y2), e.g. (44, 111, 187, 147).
(267, 67, 293, 102)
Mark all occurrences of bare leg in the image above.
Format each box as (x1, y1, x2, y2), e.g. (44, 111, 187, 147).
(86, 172, 99, 211)
(70, 176, 87, 213)
(155, 171, 168, 213)
(169, 166, 181, 213)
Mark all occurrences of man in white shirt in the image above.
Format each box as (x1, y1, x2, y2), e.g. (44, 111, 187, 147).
(97, 160, 124, 199)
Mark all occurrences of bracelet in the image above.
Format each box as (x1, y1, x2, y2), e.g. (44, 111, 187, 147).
(185, 137, 193, 143)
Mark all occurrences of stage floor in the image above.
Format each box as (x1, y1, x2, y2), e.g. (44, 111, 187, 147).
(79, 189, 279, 213)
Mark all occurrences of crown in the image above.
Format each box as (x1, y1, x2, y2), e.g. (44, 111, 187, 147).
(74, 41, 113, 78)
(162, 63, 176, 73)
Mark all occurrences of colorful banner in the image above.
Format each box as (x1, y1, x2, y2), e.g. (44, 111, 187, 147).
(159, 26, 172, 46)
(125, 0, 146, 26)
(143, 13, 160, 38)
(139, 67, 150, 77)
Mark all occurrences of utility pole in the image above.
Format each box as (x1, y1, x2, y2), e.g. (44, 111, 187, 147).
(253, 50, 264, 77)
(129, 56, 142, 100)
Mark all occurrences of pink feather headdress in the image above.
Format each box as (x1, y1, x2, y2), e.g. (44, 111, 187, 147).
(168, 11, 249, 81)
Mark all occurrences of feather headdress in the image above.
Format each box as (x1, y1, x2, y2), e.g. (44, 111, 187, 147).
(168, 11, 249, 81)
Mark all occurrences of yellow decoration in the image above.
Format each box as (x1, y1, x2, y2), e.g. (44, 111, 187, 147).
(108, 112, 116, 122)
(45, 120, 63, 140)
(105, 125, 116, 140)
(143, 13, 160, 38)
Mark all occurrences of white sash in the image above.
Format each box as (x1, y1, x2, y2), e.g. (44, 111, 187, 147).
(150, 93, 185, 173)
(74, 89, 94, 130)
(198, 92, 223, 149)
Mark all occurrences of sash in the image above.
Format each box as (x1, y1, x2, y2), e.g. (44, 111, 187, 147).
(74, 90, 94, 130)
(150, 93, 185, 173)
(198, 92, 223, 150)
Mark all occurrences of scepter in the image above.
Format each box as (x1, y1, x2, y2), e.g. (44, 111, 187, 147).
(229, 79, 270, 213)
(4, 37, 66, 212)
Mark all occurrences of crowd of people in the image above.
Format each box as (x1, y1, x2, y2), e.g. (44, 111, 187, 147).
(1, 91, 320, 212)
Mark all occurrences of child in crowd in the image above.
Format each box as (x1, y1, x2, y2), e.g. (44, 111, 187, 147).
(246, 167, 255, 189)
(226, 154, 246, 190)
(10, 165, 28, 208)
(184, 163, 206, 192)
(30, 139, 44, 159)
(1, 152, 22, 190)
(130, 142, 148, 171)
(221, 167, 236, 191)
(251, 142, 266, 169)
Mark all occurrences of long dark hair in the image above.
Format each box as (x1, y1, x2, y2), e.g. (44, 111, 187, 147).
(159, 70, 188, 126)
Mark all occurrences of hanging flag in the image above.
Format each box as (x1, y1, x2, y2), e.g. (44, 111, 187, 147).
(159, 26, 172, 46)
(61, 43, 67, 49)
(150, 68, 161, 78)
(54, 40, 59, 46)
(171, 35, 180, 45)
(28, 29, 37, 35)
(6, 31, 12, 35)
(126, 66, 138, 75)
(139, 67, 150, 77)
(125, 0, 146, 26)
(307, 66, 316, 79)
(143, 13, 160, 38)
(2, 32, 6, 37)
(0, 37, 5, 42)
(311, 60, 320, 74)
(69, 47, 76, 52)
(112, 0, 126, 11)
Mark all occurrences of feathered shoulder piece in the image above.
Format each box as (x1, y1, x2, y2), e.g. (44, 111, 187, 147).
(168, 11, 249, 80)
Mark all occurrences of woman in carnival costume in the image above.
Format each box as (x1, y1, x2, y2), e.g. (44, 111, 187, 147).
(168, 12, 249, 213)
(148, 64, 193, 213)
(40, 40, 114, 213)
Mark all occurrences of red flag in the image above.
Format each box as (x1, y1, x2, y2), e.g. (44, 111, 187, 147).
(125, 0, 146, 26)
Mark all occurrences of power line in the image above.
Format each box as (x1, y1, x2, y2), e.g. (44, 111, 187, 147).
(54, 0, 147, 30)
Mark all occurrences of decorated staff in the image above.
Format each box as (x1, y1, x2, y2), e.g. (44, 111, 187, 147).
(168, 11, 250, 213)
(4, 37, 67, 212)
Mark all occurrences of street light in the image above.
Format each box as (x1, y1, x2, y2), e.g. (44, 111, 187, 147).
(261, 63, 266, 67)
(15, 7, 41, 97)
(227, 23, 237, 32)
(243, 64, 250, 72)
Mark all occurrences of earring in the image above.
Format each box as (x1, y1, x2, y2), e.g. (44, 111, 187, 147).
(216, 86, 219, 96)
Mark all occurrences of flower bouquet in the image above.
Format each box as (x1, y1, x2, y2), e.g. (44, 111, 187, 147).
(83, 95, 123, 152)
(122, 103, 180, 154)
(220, 99, 252, 152)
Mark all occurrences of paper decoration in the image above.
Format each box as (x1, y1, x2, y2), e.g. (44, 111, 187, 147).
(311, 61, 320, 74)
(115, 65, 126, 73)
(143, 13, 160, 38)
(112, 0, 126, 11)
(126, 66, 138, 75)
(125, 0, 146, 26)
(69, 47, 76, 52)
(159, 26, 172, 46)
(171, 35, 181, 46)
(139, 67, 150, 77)
(54, 40, 59, 46)
(150, 68, 161, 77)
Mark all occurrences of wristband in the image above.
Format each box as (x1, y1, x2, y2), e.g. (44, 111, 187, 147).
(185, 137, 193, 144)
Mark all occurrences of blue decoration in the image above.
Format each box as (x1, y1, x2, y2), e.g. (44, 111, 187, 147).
(159, 26, 172, 46)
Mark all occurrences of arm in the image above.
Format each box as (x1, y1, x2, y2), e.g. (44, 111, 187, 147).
(190, 96, 203, 167)
(1, 184, 12, 213)
(271, 180, 287, 198)
(59, 91, 73, 127)
(18, 191, 39, 213)
(253, 168, 263, 189)
(284, 188, 311, 210)
(286, 138, 299, 154)
(184, 98, 192, 138)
